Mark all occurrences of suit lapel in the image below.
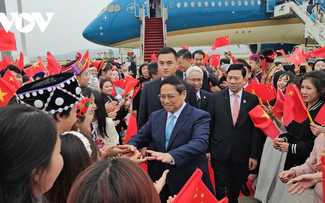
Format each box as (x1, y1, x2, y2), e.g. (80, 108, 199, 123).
(222, 89, 233, 126)
(167, 104, 191, 150)
(159, 110, 168, 151)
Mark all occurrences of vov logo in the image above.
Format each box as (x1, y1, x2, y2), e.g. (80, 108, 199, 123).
(0, 12, 54, 33)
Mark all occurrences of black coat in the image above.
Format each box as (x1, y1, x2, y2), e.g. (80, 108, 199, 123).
(199, 89, 211, 112)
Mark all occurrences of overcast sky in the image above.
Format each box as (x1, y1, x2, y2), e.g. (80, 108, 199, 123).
(3, 0, 112, 58)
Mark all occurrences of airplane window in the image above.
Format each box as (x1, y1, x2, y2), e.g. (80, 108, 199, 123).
(106, 4, 121, 13)
(191, 2, 195, 7)
(184, 2, 188, 7)
(231, 1, 235, 6)
(205, 1, 209, 7)
(218, 1, 222, 6)
(251, 0, 255, 5)
(225, 1, 229, 6)
(257, 0, 261, 5)
(238, 0, 242, 6)
(177, 2, 181, 7)
(170, 2, 174, 8)
(211, 1, 216, 6)
(245, 0, 248, 5)
(198, 1, 202, 7)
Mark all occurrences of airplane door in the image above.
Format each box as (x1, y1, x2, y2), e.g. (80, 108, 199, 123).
(134, 0, 149, 17)
(266, 0, 276, 12)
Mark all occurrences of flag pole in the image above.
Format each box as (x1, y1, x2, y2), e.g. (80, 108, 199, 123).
(307, 109, 314, 124)
(266, 100, 271, 107)
(259, 98, 263, 106)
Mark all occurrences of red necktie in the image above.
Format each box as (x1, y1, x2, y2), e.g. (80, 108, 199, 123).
(232, 93, 239, 126)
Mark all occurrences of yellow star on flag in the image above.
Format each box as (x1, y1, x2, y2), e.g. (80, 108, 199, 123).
(33, 62, 40, 69)
(201, 193, 204, 198)
(193, 187, 198, 198)
(261, 111, 270, 121)
(289, 90, 294, 96)
(251, 88, 257, 95)
(9, 76, 14, 82)
(0, 88, 8, 102)
(296, 55, 299, 61)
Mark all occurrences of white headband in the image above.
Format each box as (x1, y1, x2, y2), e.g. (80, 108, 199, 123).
(61, 131, 92, 157)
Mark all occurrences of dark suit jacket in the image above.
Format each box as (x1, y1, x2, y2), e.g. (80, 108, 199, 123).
(129, 61, 137, 78)
(176, 69, 212, 92)
(138, 77, 198, 130)
(128, 103, 213, 195)
(199, 89, 211, 111)
(208, 88, 261, 164)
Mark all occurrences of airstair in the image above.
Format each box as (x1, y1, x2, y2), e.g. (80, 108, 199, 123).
(273, 1, 325, 46)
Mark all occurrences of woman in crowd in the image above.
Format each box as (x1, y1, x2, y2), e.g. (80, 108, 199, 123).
(275, 70, 325, 201)
(0, 105, 63, 203)
(132, 63, 150, 119)
(97, 61, 112, 81)
(313, 59, 325, 71)
(111, 69, 121, 82)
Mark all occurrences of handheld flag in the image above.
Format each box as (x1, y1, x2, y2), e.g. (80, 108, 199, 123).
(312, 46, 325, 58)
(203, 52, 210, 65)
(254, 83, 276, 103)
(3, 70, 22, 90)
(182, 45, 189, 50)
(0, 78, 16, 107)
(24, 57, 48, 78)
(287, 48, 305, 67)
(210, 55, 221, 68)
(211, 36, 230, 51)
(276, 49, 288, 60)
(0, 28, 17, 51)
(15, 52, 24, 71)
(244, 78, 260, 94)
(321, 156, 325, 201)
(272, 88, 285, 119)
(131, 85, 141, 99)
(125, 77, 140, 94)
(315, 104, 325, 126)
(151, 53, 157, 62)
(46, 51, 62, 75)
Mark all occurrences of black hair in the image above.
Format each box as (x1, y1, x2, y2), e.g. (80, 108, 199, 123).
(177, 49, 192, 60)
(98, 62, 112, 78)
(301, 70, 325, 101)
(274, 62, 282, 66)
(220, 58, 230, 64)
(79, 86, 94, 123)
(148, 62, 158, 78)
(159, 75, 186, 94)
(157, 47, 177, 60)
(227, 64, 246, 78)
(6, 64, 21, 74)
(0, 104, 57, 203)
(192, 50, 205, 59)
(112, 69, 121, 80)
(100, 79, 112, 90)
(313, 59, 325, 70)
(92, 90, 109, 138)
(273, 71, 294, 89)
(259, 48, 275, 63)
(139, 63, 149, 76)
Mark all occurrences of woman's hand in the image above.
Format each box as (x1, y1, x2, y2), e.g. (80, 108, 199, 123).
(279, 169, 296, 183)
(310, 123, 324, 136)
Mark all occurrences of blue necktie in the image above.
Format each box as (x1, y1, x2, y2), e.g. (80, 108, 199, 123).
(165, 114, 175, 149)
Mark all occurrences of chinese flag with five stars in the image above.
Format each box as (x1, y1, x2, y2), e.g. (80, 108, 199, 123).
(311, 46, 325, 58)
(151, 53, 157, 62)
(0, 28, 17, 51)
(24, 57, 48, 78)
(47, 51, 62, 75)
(172, 168, 227, 203)
(203, 52, 210, 65)
(287, 48, 305, 67)
(0, 78, 16, 107)
(272, 88, 285, 120)
(131, 85, 141, 99)
(211, 36, 230, 51)
(125, 77, 140, 94)
(182, 45, 189, 50)
(210, 54, 221, 68)
(315, 104, 325, 126)
(112, 78, 127, 89)
(2, 70, 22, 90)
(244, 78, 260, 95)
(249, 105, 280, 140)
(283, 85, 308, 126)
(254, 83, 276, 102)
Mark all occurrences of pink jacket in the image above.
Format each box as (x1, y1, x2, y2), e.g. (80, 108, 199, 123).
(291, 134, 324, 203)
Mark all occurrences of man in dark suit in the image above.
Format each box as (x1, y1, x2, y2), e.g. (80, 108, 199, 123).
(175, 49, 192, 81)
(192, 50, 218, 92)
(207, 64, 261, 203)
(128, 76, 213, 202)
(138, 47, 198, 182)
(129, 56, 137, 78)
(186, 66, 211, 111)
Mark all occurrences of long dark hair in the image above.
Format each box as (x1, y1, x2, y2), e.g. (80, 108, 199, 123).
(301, 70, 325, 101)
(93, 90, 109, 138)
(43, 132, 98, 203)
(67, 159, 161, 203)
(0, 104, 57, 203)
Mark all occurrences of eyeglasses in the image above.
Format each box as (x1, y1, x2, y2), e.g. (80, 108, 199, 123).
(188, 78, 203, 83)
(158, 94, 178, 101)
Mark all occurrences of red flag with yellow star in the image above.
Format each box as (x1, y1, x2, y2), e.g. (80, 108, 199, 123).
(249, 105, 280, 140)
(151, 53, 157, 62)
(287, 48, 305, 67)
(244, 78, 260, 95)
(283, 85, 308, 126)
(0, 28, 17, 51)
(172, 168, 226, 203)
(131, 85, 141, 99)
(272, 88, 285, 120)
(125, 77, 140, 94)
(14, 52, 24, 71)
(46, 51, 62, 75)
(24, 57, 48, 78)
(112, 78, 127, 89)
(82, 50, 89, 69)
(211, 36, 230, 51)
(315, 104, 325, 126)
(254, 83, 276, 102)
(210, 54, 220, 68)
(0, 78, 16, 107)
(311, 46, 325, 58)
(203, 52, 210, 65)
(2, 70, 22, 90)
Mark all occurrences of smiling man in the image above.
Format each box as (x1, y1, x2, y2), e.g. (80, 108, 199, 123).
(128, 75, 213, 202)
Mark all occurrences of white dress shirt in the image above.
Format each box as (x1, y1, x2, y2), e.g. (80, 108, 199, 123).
(229, 89, 242, 115)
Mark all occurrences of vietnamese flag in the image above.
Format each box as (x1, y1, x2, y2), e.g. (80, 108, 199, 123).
(172, 168, 226, 203)
(203, 52, 210, 65)
(312, 46, 325, 57)
(82, 50, 89, 69)
(15, 52, 24, 71)
(47, 51, 62, 75)
(315, 104, 325, 126)
(276, 49, 288, 60)
(151, 53, 157, 62)
(0, 28, 17, 51)
(272, 88, 285, 120)
(321, 156, 325, 201)
(3, 70, 22, 90)
(283, 85, 308, 126)
(254, 83, 276, 102)
(287, 48, 305, 67)
(211, 36, 230, 51)
(301, 49, 312, 60)
(0, 56, 12, 70)
(0, 78, 16, 107)
(231, 56, 243, 64)
(210, 54, 220, 68)
(124, 77, 140, 94)
(131, 85, 141, 99)
(244, 77, 260, 95)
(182, 45, 189, 50)
(24, 58, 48, 78)
(249, 105, 280, 140)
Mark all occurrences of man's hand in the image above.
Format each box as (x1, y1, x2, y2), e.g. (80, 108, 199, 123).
(279, 169, 296, 183)
(278, 142, 289, 152)
(100, 143, 132, 158)
(128, 149, 147, 165)
(200, 66, 209, 75)
(107, 112, 117, 119)
(132, 110, 138, 117)
(147, 150, 173, 163)
(287, 173, 321, 195)
(248, 158, 257, 170)
(153, 170, 169, 194)
(211, 86, 221, 92)
(206, 153, 211, 163)
(310, 123, 324, 136)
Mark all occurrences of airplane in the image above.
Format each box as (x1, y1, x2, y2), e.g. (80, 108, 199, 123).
(82, 0, 325, 54)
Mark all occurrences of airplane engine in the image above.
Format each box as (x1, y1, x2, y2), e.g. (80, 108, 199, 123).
(248, 43, 296, 55)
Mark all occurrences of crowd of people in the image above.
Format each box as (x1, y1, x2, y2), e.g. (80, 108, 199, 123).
(0, 46, 325, 203)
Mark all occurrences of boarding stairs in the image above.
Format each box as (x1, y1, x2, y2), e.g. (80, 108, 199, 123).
(273, 1, 325, 47)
